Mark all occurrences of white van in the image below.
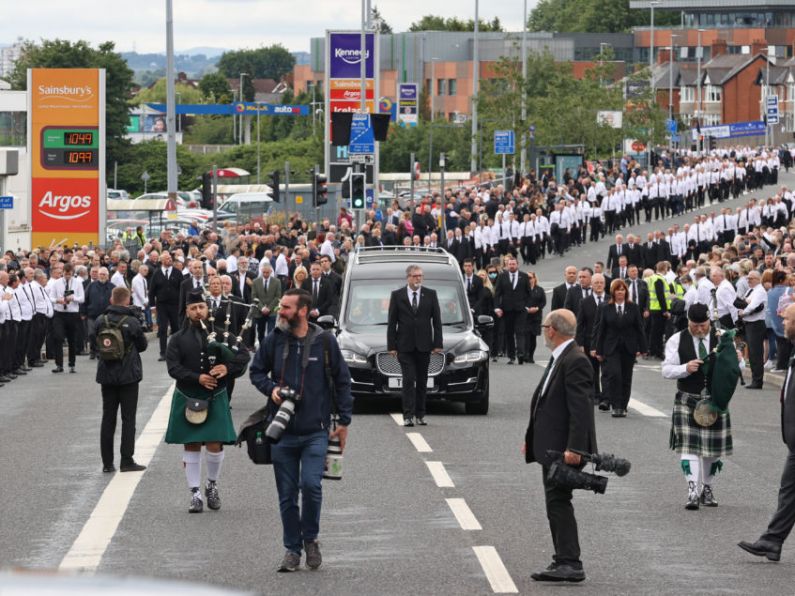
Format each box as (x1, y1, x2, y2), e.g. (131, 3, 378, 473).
(219, 192, 274, 219)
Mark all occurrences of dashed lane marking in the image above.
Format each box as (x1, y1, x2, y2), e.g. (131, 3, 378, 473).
(59, 383, 175, 572)
(628, 397, 667, 418)
(472, 546, 519, 594)
(446, 498, 482, 530)
(406, 432, 433, 453)
(390, 413, 405, 426)
(425, 461, 455, 488)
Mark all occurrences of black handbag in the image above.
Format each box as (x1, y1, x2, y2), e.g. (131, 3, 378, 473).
(236, 405, 273, 465)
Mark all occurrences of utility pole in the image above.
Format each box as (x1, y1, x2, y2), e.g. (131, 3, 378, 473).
(697, 29, 704, 152)
(520, 0, 527, 176)
(470, 0, 479, 174)
(256, 101, 261, 184)
(165, 0, 178, 201)
(648, 0, 660, 169)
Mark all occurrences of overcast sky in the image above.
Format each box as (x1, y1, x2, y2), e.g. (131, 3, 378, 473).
(1, 0, 539, 54)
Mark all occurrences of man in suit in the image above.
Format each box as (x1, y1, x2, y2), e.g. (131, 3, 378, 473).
(624, 234, 642, 268)
(494, 256, 532, 364)
(551, 266, 578, 311)
(149, 251, 183, 360)
(606, 234, 625, 271)
(576, 273, 606, 404)
(179, 259, 206, 321)
(319, 255, 343, 307)
(563, 268, 593, 317)
(387, 265, 443, 427)
(301, 262, 335, 320)
(230, 256, 255, 304)
(739, 303, 795, 561)
(525, 309, 596, 583)
(611, 255, 629, 282)
(251, 261, 282, 341)
(462, 258, 485, 316)
(626, 266, 649, 314)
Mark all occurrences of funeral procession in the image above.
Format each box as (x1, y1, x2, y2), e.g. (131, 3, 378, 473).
(6, 0, 795, 594)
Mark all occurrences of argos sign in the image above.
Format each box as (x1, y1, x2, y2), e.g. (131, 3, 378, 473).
(29, 68, 105, 249)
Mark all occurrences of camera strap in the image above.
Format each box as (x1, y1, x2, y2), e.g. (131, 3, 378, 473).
(277, 331, 314, 398)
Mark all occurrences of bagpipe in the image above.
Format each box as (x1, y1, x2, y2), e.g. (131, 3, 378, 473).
(199, 286, 260, 365)
(693, 289, 743, 427)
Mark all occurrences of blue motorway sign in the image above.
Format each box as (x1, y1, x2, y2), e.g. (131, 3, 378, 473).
(0, 196, 12, 209)
(349, 113, 375, 155)
(494, 130, 515, 155)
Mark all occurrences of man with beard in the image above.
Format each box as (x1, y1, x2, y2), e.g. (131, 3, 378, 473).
(662, 303, 733, 510)
(250, 289, 353, 572)
(164, 290, 250, 513)
(739, 303, 795, 562)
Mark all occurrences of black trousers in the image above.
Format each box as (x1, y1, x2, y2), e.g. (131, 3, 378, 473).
(525, 333, 538, 362)
(156, 304, 180, 356)
(0, 321, 11, 375)
(28, 314, 48, 364)
(45, 317, 57, 360)
(762, 450, 795, 546)
(100, 383, 139, 466)
(649, 312, 667, 358)
(503, 310, 527, 360)
(603, 347, 635, 410)
(588, 353, 602, 400)
(541, 466, 582, 567)
(398, 350, 431, 419)
(776, 337, 793, 371)
(745, 320, 766, 386)
(53, 312, 80, 368)
(14, 319, 31, 369)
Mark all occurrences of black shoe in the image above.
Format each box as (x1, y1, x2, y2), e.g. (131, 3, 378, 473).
(7, 372, 17, 379)
(526, 359, 535, 364)
(507, 359, 515, 365)
(52, 367, 64, 374)
(13, 369, 26, 375)
(69, 366, 76, 374)
(158, 355, 166, 362)
(738, 539, 781, 562)
(30, 362, 44, 368)
(89, 353, 96, 360)
(403, 418, 414, 427)
(491, 357, 498, 362)
(416, 417, 427, 426)
(21, 366, 32, 372)
(102, 464, 116, 473)
(611, 408, 626, 417)
(0, 376, 10, 383)
(205, 480, 221, 510)
(120, 461, 146, 473)
(598, 400, 611, 411)
(531, 563, 585, 582)
(517, 357, 524, 365)
(700, 484, 718, 507)
(746, 383, 763, 390)
(686, 483, 700, 510)
(189, 488, 203, 513)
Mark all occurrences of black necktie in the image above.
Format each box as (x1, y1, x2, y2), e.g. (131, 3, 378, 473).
(412, 291, 418, 312)
(313, 279, 319, 302)
(467, 278, 472, 292)
(597, 295, 602, 305)
(264, 278, 269, 292)
(537, 355, 556, 400)
(618, 304, 623, 316)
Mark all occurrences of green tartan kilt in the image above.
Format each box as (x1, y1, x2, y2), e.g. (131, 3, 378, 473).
(165, 387, 237, 445)
(669, 392, 733, 458)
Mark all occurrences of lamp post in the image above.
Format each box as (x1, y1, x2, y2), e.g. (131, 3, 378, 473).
(520, 0, 527, 176)
(165, 0, 178, 200)
(176, 91, 181, 134)
(239, 72, 249, 145)
(697, 29, 704, 152)
(765, 45, 772, 148)
(429, 57, 439, 193)
(648, 0, 660, 168)
(256, 101, 261, 184)
(470, 0, 479, 174)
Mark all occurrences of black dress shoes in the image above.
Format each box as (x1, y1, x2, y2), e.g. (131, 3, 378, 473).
(531, 563, 585, 582)
(69, 366, 76, 374)
(611, 408, 627, 417)
(598, 400, 611, 411)
(506, 359, 515, 365)
(416, 417, 427, 426)
(120, 461, 147, 472)
(52, 367, 64, 374)
(102, 465, 116, 473)
(403, 418, 414, 427)
(738, 539, 781, 561)
(158, 355, 166, 362)
(517, 357, 524, 365)
(746, 383, 763, 390)
(30, 362, 44, 368)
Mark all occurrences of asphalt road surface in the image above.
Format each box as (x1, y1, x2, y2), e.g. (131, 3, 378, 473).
(2, 171, 795, 595)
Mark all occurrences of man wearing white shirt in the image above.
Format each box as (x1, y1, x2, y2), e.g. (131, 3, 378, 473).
(694, 267, 715, 306)
(131, 264, 151, 331)
(711, 267, 738, 329)
(110, 260, 129, 289)
(28, 269, 53, 368)
(739, 270, 767, 388)
(48, 263, 85, 373)
(320, 233, 336, 263)
(13, 272, 36, 374)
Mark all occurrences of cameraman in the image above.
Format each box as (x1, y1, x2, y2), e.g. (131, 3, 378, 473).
(250, 288, 352, 573)
(524, 309, 597, 583)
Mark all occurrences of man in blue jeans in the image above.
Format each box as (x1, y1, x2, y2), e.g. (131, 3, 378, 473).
(250, 288, 352, 572)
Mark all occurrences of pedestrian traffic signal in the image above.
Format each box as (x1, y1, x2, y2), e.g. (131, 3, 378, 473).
(708, 136, 717, 151)
(268, 170, 280, 203)
(351, 173, 366, 210)
(201, 172, 213, 208)
(313, 170, 328, 207)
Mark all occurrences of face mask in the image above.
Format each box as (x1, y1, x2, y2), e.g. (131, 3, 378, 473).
(488, 273, 497, 280)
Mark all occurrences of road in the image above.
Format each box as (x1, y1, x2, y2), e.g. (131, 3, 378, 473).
(2, 171, 794, 594)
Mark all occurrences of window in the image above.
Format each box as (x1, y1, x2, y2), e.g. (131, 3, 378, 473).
(425, 79, 431, 95)
(448, 79, 457, 96)
(706, 85, 722, 103)
(437, 78, 447, 96)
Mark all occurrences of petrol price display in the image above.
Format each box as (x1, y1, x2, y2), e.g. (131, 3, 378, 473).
(40, 126, 99, 170)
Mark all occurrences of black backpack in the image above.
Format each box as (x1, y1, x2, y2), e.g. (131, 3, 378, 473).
(96, 315, 129, 361)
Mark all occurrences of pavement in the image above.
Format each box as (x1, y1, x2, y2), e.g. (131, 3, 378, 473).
(2, 170, 795, 595)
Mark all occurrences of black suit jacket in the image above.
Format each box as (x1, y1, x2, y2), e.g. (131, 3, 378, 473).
(607, 244, 625, 271)
(387, 286, 443, 353)
(551, 283, 570, 311)
(301, 276, 335, 317)
(149, 267, 183, 308)
(563, 285, 591, 317)
(231, 270, 255, 303)
(525, 341, 598, 466)
(464, 274, 485, 316)
(624, 244, 642, 267)
(625, 277, 649, 312)
(782, 357, 795, 450)
(494, 271, 531, 312)
(592, 302, 648, 357)
(611, 267, 629, 281)
(179, 276, 205, 318)
(575, 294, 605, 352)
(642, 242, 658, 269)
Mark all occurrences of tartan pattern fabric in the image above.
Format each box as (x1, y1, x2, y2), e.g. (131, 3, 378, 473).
(669, 393, 733, 457)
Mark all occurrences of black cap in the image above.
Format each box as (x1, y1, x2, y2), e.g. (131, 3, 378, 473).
(186, 289, 205, 305)
(687, 303, 709, 324)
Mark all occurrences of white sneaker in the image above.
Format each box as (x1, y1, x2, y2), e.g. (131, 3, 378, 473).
(764, 360, 775, 370)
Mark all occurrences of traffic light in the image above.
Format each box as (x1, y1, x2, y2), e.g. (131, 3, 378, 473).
(201, 172, 212, 209)
(709, 136, 717, 151)
(351, 173, 366, 210)
(268, 170, 280, 202)
(313, 170, 328, 207)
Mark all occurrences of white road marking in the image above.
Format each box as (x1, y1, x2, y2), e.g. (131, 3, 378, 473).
(628, 398, 667, 418)
(446, 498, 482, 530)
(406, 432, 433, 453)
(425, 461, 455, 488)
(472, 546, 519, 594)
(59, 383, 175, 572)
(390, 413, 405, 426)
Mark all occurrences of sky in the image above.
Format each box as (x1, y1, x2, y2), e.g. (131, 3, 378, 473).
(1, 0, 540, 55)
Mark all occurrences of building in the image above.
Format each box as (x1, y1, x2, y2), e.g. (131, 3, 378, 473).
(293, 31, 633, 123)
(0, 40, 24, 81)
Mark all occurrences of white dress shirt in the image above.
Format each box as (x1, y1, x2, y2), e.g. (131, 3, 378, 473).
(741, 285, 767, 322)
(715, 279, 738, 323)
(662, 331, 712, 379)
(131, 273, 149, 308)
(110, 271, 128, 288)
(30, 280, 54, 318)
(48, 276, 85, 313)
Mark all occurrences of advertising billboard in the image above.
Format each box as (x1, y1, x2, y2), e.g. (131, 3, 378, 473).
(397, 83, 418, 127)
(28, 68, 105, 249)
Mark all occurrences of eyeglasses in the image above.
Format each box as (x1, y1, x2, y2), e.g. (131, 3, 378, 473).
(541, 324, 551, 329)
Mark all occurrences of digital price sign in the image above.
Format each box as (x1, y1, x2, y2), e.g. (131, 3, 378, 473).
(40, 126, 99, 170)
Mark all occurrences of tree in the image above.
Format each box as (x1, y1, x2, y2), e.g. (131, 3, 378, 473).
(131, 79, 203, 105)
(409, 15, 504, 32)
(198, 72, 232, 103)
(371, 6, 393, 34)
(216, 45, 295, 82)
(9, 39, 134, 166)
(528, 0, 678, 33)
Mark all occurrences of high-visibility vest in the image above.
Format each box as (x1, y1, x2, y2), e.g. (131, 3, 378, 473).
(646, 274, 671, 311)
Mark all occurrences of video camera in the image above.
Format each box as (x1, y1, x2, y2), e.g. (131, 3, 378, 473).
(545, 450, 631, 495)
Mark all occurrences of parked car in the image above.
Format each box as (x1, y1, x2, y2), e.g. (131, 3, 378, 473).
(322, 247, 492, 414)
(107, 188, 130, 200)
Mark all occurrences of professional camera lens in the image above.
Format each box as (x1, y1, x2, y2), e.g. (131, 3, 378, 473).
(592, 453, 631, 477)
(265, 400, 296, 443)
(548, 461, 608, 494)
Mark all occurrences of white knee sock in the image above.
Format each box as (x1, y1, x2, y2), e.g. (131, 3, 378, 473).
(205, 450, 224, 482)
(183, 451, 202, 489)
(701, 457, 722, 486)
(680, 455, 700, 492)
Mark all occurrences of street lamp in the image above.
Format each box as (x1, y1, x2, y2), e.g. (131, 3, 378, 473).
(239, 72, 249, 145)
(649, 0, 660, 167)
(165, 0, 178, 200)
(176, 91, 181, 134)
(470, 0, 479, 174)
(429, 57, 440, 193)
(520, 0, 528, 175)
(697, 29, 704, 152)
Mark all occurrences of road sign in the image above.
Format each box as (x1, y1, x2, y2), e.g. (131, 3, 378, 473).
(666, 118, 677, 134)
(766, 96, 780, 125)
(0, 196, 12, 209)
(141, 170, 151, 182)
(296, 195, 303, 204)
(494, 130, 515, 155)
(349, 113, 375, 155)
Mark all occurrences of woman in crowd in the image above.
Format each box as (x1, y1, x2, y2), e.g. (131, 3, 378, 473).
(524, 271, 546, 364)
(761, 269, 777, 368)
(292, 265, 308, 290)
(477, 268, 497, 361)
(593, 278, 648, 418)
(767, 269, 790, 371)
